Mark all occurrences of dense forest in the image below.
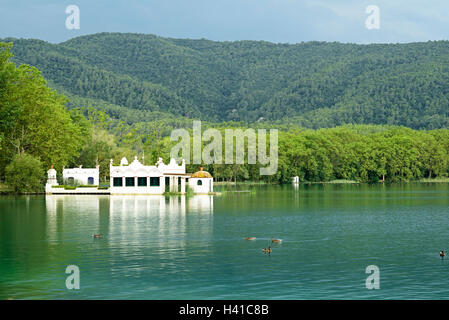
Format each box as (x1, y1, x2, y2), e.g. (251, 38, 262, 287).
(2, 34, 449, 192)
(3, 33, 449, 129)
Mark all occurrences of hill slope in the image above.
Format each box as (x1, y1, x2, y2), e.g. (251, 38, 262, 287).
(3, 33, 449, 128)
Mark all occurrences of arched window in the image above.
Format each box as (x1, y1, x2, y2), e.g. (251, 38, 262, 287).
(197, 180, 202, 186)
(88, 177, 94, 185)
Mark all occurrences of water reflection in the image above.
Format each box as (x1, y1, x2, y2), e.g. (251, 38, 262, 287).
(187, 195, 213, 214)
(44, 194, 214, 240)
(46, 195, 213, 214)
(5, 184, 449, 299)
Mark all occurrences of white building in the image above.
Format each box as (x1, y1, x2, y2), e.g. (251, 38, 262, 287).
(189, 167, 214, 194)
(63, 165, 100, 185)
(44, 157, 215, 195)
(45, 165, 59, 193)
(109, 156, 195, 195)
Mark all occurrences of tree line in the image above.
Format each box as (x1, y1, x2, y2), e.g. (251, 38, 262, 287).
(3, 42, 449, 192)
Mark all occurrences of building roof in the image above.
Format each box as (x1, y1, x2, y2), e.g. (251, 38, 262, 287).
(110, 157, 186, 176)
(191, 170, 213, 178)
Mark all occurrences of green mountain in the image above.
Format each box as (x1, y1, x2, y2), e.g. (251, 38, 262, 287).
(3, 33, 449, 129)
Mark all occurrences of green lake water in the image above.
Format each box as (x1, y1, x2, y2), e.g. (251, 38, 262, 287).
(1, 183, 449, 299)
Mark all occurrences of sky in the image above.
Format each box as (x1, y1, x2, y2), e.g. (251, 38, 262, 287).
(0, 0, 448, 44)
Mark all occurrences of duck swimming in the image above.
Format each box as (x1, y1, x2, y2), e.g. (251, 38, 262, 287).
(245, 237, 256, 240)
(271, 238, 282, 243)
(93, 234, 103, 239)
(262, 247, 272, 254)
(440, 250, 445, 258)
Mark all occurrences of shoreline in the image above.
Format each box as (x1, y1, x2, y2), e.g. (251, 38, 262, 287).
(217, 178, 449, 186)
(2, 178, 449, 195)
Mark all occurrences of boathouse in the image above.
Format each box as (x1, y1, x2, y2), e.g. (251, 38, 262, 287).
(45, 157, 214, 195)
(109, 156, 192, 195)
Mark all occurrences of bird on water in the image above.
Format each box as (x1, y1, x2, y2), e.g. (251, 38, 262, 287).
(262, 247, 272, 254)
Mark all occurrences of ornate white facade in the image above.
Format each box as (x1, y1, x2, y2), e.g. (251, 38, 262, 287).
(45, 157, 214, 195)
(109, 156, 191, 195)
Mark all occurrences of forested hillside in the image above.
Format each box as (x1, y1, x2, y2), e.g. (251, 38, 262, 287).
(3, 33, 449, 129)
(3, 34, 449, 192)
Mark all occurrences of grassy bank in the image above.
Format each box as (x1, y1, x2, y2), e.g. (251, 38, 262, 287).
(3, 177, 449, 196)
(214, 181, 274, 185)
(216, 179, 359, 185)
(310, 179, 359, 184)
(418, 177, 449, 183)
(216, 177, 449, 185)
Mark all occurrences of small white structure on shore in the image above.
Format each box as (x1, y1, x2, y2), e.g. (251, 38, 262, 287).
(63, 165, 100, 185)
(45, 165, 59, 193)
(189, 167, 213, 194)
(292, 176, 299, 184)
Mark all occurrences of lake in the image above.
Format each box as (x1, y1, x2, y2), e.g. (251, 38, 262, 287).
(1, 183, 449, 299)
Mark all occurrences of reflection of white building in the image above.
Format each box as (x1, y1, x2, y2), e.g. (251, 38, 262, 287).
(63, 165, 100, 185)
(108, 195, 213, 216)
(45, 194, 214, 249)
(46, 195, 102, 215)
(188, 195, 214, 214)
(109, 195, 213, 236)
(45, 195, 104, 239)
(109, 195, 167, 216)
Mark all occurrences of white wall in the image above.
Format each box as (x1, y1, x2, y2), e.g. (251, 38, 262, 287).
(63, 168, 99, 185)
(109, 176, 165, 194)
(189, 178, 213, 194)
